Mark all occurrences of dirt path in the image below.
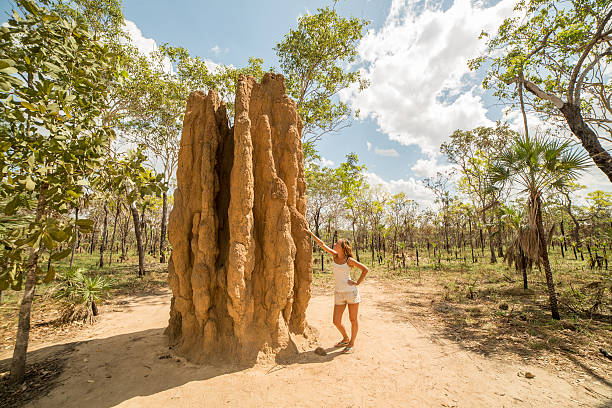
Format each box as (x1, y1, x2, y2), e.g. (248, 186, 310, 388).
(2, 279, 610, 407)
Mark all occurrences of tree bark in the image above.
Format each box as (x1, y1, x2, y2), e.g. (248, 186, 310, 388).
(159, 191, 168, 263)
(559, 105, 612, 182)
(130, 202, 145, 276)
(563, 193, 581, 247)
(108, 203, 120, 265)
(497, 212, 504, 258)
(120, 209, 130, 262)
(469, 218, 475, 263)
(69, 206, 79, 270)
(536, 196, 560, 320)
(9, 188, 46, 384)
(99, 201, 108, 268)
(351, 220, 360, 262)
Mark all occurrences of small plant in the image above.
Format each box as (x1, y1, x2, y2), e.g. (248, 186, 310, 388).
(54, 268, 111, 323)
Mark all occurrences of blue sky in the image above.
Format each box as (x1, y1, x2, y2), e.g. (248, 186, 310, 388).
(1, 0, 609, 203)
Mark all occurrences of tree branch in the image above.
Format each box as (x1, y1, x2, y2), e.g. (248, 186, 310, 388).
(568, 7, 612, 104)
(574, 46, 612, 105)
(507, 77, 565, 109)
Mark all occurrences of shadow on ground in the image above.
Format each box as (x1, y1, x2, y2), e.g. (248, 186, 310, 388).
(0, 328, 244, 408)
(0, 325, 343, 407)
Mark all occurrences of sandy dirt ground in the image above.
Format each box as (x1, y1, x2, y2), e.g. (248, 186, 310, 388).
(1, 279, 610, 408)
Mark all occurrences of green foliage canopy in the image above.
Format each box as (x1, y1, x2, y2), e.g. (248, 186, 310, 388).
(0, 0, 121, 290)
(275, 3, 369, 147)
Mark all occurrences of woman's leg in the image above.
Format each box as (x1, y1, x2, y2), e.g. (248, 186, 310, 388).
(333, 304, 349, 342)
(347, 302, 359, 347)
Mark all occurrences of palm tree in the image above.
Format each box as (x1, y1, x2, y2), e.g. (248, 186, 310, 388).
(490, 134, 590, 320)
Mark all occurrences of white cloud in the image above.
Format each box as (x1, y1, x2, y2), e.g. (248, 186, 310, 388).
(366, 141, 372, 151)
(210, 45, 229, 55)
(318, 156, 335, 167)
(343, 0, 515, 154)
(374, 147, 399, 157)
(365, 172, 435, 206)
(576, 167, 612, 202)
(411, 156, 454, 178)
(123, 20, 173, 74)
(204, 58, 222, 74)
(123, 20, 223, 76)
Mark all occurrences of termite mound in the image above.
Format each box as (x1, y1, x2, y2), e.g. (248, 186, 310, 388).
(166, 73, 314, 363)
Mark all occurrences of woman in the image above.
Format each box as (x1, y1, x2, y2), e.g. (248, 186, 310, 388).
(307, 230, 368, 354)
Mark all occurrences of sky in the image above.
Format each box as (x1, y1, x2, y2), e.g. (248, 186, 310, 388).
(1, 0, 609, 205)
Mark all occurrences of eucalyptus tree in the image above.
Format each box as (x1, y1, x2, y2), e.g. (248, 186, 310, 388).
(490, 134, 590, 320)
(335, 153, 367, 261)
(97, 147, 163, 276)
(361, 187, 387, 265)
(0, 0, 121, 383)
(441, 124, 515, 262)
(424, 172, 454, 258)
(305, 162, 339, 239)
(472, 0, 612, 181)
(275, 2, 369, 149)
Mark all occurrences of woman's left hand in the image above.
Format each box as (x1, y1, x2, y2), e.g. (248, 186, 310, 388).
(347, 279, 358, 286)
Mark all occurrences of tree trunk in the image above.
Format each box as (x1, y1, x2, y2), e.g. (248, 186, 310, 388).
(99, 201, 108, 268)
(9, 188, 46, 384)
(89, 223, 97, 255)
(564, 195, 581, 248)
(497, 213, 504, 258)
(485, 212, 496, 264)
(160, 191, 168, 263)
(108, 203, 120, 265)
(560, 220, 567, 252)
(560, 104, 612, 182)
(130, 202, 145, 276)
(468, 218, 475, 263)
(69, 206, 79, 270)
(121, 210, 130, 262)
(535, 196, 560, 320)
(351, 220, 360, 262)
(140, 206, 147, 254)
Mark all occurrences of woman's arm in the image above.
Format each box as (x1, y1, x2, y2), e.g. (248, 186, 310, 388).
(347, 257, 368, 285)
(306, 230, 337, 257)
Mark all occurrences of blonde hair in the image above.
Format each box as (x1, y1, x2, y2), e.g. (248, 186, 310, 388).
(337, 238, 354, 260)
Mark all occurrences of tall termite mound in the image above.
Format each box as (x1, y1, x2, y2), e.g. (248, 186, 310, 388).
(166, 73, 314, 363)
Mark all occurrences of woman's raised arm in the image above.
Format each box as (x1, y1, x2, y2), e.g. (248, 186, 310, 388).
(306, 230, 337, 257)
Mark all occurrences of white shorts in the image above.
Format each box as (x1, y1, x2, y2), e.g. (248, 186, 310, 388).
(334, 288, 361, 305)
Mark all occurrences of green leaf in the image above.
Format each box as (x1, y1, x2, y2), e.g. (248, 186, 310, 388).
(0, 66, 17, 74)
(25, 176, 35, 191)
(47, 102, 60, 114)
(42, 233, 56, 250)
(42, 61, 62, 72)
(21, 101, 38, 112)
(48, 228, 69, 242)
(51, 247, 72, 261)
(0, 59, 15, 68)
(43, 264, 55, 283)
(76, 219, 94, 232)
(4, 194, 20, 215)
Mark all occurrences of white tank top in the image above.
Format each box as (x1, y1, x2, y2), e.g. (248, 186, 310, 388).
(332, 260, 353, 292)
